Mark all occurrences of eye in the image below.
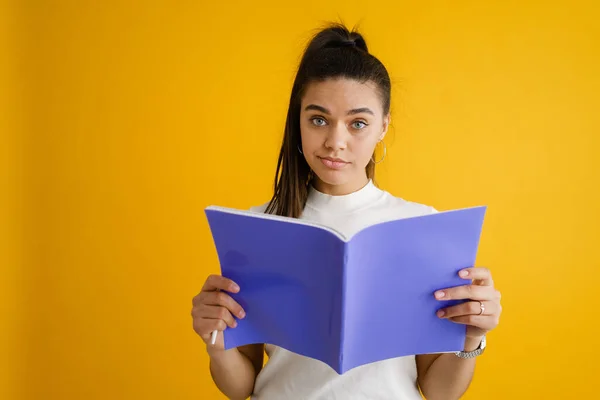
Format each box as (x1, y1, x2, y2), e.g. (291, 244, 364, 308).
(310, 117, 327, 127)
(351, 120, 368, 130)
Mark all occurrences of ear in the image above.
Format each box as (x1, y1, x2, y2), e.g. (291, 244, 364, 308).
(379, 113, 391, 141)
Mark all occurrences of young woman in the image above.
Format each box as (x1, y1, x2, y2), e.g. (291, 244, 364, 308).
(192, 23, 502, 400)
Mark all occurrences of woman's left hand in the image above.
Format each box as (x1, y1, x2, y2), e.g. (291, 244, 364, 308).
(434, 267, 502, 339)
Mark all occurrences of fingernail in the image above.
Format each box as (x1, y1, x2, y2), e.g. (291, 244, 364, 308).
(238, 310, 246, 318)
(459, 270, 469, 277)
(435, 291, 445, 299)
(437, 310, 445, 318)
(233, 320, 237, 328)
(231, 284, 240, 292)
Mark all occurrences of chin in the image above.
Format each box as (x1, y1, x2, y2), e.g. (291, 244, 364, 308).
(311, 168, 353, 186)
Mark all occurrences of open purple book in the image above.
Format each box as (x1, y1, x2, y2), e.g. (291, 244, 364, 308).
(204, 205, 487, 374)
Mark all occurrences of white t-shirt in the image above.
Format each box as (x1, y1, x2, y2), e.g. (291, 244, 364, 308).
(249, 180, 436, 400)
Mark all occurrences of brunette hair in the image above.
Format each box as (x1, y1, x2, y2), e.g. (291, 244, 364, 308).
(265, 23, 391, 218)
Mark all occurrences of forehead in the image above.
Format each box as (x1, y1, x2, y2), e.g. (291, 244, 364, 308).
(301, 78, 382, 113)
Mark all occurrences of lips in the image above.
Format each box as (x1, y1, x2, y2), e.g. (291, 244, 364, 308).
(318, 156, 349, 170)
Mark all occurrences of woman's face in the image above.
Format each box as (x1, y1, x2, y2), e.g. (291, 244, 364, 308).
(299, 78, 390, 195)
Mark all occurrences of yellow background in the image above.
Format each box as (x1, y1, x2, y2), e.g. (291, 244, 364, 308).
(4, 0, 599, 399)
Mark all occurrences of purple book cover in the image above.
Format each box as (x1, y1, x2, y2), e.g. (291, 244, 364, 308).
(204, 205, 487, 374)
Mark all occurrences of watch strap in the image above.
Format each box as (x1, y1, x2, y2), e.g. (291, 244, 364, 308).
(454, 336, 486, 359)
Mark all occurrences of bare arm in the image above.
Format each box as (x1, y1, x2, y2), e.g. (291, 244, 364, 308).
(417, 267, 502, 399)
(416, 336, 481, 400)
(208, 343, 264, 400)
(192, 275, 265, 400)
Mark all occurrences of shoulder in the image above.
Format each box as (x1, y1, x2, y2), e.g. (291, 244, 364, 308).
(377, 190, 438, 218)
(248, 202, 270, 214)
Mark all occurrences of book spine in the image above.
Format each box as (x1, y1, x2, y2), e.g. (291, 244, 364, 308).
(339, 241, 349, 373)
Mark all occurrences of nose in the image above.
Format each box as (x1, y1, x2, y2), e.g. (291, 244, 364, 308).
(324, 121, 348, 151)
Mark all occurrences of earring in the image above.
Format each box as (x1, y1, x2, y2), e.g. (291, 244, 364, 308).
(297, 144, 303, 154)
(371, 140, 386, 164)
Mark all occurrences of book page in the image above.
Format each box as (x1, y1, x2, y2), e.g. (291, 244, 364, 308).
(340, 207, 486, 373)
(205, 207, 347, 372)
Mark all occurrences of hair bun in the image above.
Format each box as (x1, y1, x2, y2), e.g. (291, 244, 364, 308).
(340, 40, 357, 47)
(349, 35, 368, 52)
(332, 35, 368, 52)
(304, 23, 370, 55)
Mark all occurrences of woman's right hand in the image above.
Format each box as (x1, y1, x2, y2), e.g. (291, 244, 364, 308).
(191, 274, 246, 353)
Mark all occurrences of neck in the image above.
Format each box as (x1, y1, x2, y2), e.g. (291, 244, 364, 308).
(312, 174, 370, 196)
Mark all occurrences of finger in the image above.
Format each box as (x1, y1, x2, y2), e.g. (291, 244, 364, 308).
(458, 267, 493, 286)
(435, 284, 496, 301)
(447, 315, 498, 331)
(437, 300, 498, 319)
(205, 291, 246, 319)
(193, 304, 238, 328)
(201, 274, 240, 293)
(194, 317, 227, 339)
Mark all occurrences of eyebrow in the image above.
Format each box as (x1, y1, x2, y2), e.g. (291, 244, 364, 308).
(304, 104, 375, 116)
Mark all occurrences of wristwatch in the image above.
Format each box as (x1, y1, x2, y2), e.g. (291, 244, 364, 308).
(454, 335, 486, 359)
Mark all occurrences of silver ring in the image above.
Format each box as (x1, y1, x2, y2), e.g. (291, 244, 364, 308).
(478, 301, 485, 315)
